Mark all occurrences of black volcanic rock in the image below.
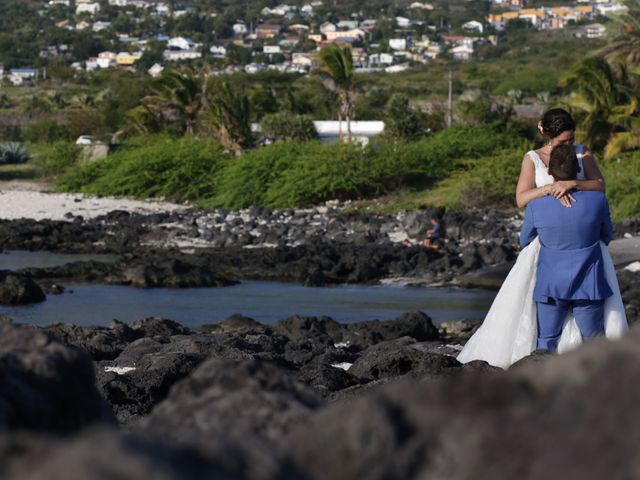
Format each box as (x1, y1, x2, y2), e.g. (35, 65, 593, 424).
(137, 358, 320, 442)
(0, 428, 299, 480)
(349, 337, 462, 382)
(0, 321, 114, 432)
(0, 273, 45, 305)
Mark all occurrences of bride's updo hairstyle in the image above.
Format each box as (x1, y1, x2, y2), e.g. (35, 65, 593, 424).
(539, 108, 576, 139)
(549, 144, 579, 181)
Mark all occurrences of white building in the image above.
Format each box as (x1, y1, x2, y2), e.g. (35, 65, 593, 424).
(109, 0, 129, 5)
(450, 44, 474, 61)
(209, 45, 227, 58)
(233, 23, 248, 35)
(9, 68, 38, 86)
(163, 50, 202, 61)
(76, 2, 100, 14)
(385, 63, 410, 73)
(320, 21, 337, 33)
(396, 16, 412, 28)
(148, 63, 164, 77)
(263, 45, 282, 54)
(292, 53, 313, 66)
(585, 23, 607, 38)
(462, 20, 484, 33)
(389, 38, 407, 51)
(49, 0, 71, 6)
(313, 121, 385, 145)
(92, 21, 111, 32)
(97, 51, 117, 68)
(409, 2, 434, 9)
(167, 37, 197, 50)
(369, 52, 394, 65)
(337, 20, 359, 30)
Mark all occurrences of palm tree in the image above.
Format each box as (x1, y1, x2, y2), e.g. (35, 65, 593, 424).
(560, 57, 630, 150)
(141, 68, 207, 135)
(315, 44, 355, 143)
(604, 98, 640, 158)
(600, 0, 640, 67)
(206, 80, 253, 152)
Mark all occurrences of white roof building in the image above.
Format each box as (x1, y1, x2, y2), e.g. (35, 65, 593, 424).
(396, 16, 412, 28)
(450, 44, 474, 61)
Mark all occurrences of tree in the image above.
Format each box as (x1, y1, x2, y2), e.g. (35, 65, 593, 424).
(261, 112, 316, 142)
(206, 81, 253, 152)
(383, 93, 423, 141)
(600, 0, 640, 67)
(560, 57, 629, 150)
(140, 68, 208, 135)
(604, 98, 640, 158)
(315, 44, 356, 143)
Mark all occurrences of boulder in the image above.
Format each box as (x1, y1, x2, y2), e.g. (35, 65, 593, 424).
(0, 274, 45, 305)
(136, 358, 320, 442)
(0, 322, 114, 432)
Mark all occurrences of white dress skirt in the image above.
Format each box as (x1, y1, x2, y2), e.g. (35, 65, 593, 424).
(456, 147, 629, 369)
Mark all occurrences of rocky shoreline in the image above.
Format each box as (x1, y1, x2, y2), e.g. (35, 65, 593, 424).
(2, 309, 640, 479)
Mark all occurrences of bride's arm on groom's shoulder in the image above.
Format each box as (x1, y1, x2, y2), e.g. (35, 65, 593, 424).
(516, 154, 550, 208)
(576, 148, 605, 192)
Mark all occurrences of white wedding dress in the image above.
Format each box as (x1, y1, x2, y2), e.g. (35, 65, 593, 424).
(457, 146, 629, 369)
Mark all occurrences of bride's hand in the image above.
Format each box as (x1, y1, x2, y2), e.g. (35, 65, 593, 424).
(549, 180, 577, 199)
(557, 194, 576, 207)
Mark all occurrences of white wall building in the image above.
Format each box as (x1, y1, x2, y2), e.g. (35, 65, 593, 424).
(313, 121, 385, 145)
(163, 50, 202, 61)
(389, 38, 407, 51)
(210, 45, 227, 58)
(76, 2, 100, 14)
(167, 37, 197, 50)
(233, 23, 248, 35)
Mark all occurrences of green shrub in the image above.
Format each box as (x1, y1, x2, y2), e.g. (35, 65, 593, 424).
(601, 153, 640, 220)
(260, 112, 316, 142)
(0, 143, 31, 164)
(58, 135, 230, 201)
(23, 119, 70, 143)
(33, 140, 82, 177)
(422, 148, 526, 209)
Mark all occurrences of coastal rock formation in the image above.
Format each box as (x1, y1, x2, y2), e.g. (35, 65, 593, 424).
(0, 273, 45, 305)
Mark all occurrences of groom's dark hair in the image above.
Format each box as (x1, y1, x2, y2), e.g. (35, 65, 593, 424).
(549, 144, 580, 181)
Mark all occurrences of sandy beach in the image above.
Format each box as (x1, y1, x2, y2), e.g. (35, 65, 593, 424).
(0, 184, 186, 221)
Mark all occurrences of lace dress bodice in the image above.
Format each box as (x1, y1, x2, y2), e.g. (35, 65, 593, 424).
(527, 145, 586, 188)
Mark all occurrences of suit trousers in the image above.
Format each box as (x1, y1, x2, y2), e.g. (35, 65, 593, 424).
(536, 298, 606, 352)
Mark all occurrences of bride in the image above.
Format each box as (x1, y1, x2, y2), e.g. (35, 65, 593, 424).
(457, 108, 628, 369)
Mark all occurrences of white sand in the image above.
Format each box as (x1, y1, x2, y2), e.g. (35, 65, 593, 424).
(0, 189, 186, 221)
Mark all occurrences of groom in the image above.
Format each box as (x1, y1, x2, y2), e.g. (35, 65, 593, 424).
(520, 144, 614, 352)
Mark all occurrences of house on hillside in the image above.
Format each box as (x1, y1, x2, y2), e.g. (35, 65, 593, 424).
(168, 37, 197, 51)
(256, 24, 282, 38)
(210, 45, 227, 58)
(76, 2, 100, 14)
(9, 68, 38, 85)
(320, 22, 337, 34)
(463, 20, 483, 33)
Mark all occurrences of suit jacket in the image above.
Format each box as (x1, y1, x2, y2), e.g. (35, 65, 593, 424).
(520, 191, 613, 302)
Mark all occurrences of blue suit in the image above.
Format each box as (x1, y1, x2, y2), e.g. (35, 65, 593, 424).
(520, 191, 614, 351)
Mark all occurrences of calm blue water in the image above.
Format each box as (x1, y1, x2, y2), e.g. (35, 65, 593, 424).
(0, 251, 496, 328)
(0, 250, 120, 270)
(0, 282, 495, 328)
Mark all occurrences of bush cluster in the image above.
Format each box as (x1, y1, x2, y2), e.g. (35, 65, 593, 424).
(55, 124, 524, 209)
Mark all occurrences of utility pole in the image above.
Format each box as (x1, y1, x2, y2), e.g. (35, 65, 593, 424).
(447, 70, 453, 127)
